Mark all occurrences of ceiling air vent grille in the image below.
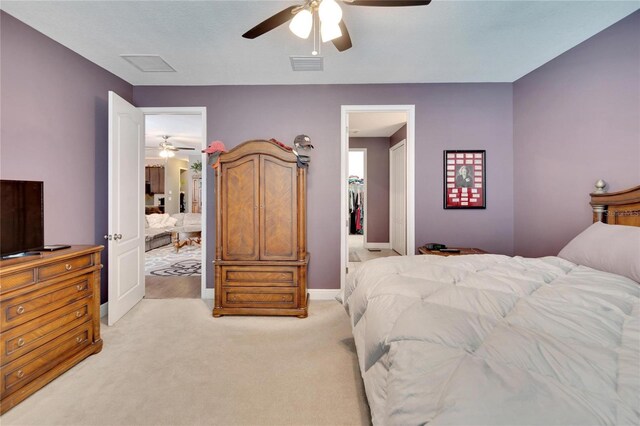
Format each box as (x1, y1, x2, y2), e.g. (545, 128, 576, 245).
(290, 56, 324, 72)
(120, 55, 176, 72)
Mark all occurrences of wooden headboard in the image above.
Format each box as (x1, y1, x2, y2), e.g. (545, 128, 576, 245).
(590, 181, 640, 227)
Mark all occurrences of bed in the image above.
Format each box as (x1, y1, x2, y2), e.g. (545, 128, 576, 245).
(341, 183, 640, 425)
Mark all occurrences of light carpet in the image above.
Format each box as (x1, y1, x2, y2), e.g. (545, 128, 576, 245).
(145, 244, 201, 276)
(1, 300, 370, 426)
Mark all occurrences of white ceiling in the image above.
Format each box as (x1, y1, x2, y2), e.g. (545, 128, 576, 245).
(349, 112, 407, 137)
(1, 1, 638, 85)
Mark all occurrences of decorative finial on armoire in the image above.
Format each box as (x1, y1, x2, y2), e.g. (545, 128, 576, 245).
(594, 179, 607, 194)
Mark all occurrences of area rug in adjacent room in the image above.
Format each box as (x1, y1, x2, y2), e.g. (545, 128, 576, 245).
(145, 244, 201, 276)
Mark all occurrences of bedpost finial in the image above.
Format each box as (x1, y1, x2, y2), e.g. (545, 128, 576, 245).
(594, 179, 607, 194)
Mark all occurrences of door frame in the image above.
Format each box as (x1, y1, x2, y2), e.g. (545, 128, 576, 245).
(348, 148, 367, 247)
(340, 105, 415, 292)
(140, 107, 209, 299)
(389, 139, 407, 255)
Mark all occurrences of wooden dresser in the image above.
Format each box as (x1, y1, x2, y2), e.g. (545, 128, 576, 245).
(418, 246, 488, 256)
(213, 140, 308, 318)
(0, 245, 103, 414)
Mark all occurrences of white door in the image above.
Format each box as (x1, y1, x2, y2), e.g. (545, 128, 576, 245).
(390, 141, 407, 255)
(107, 91, 145, 325)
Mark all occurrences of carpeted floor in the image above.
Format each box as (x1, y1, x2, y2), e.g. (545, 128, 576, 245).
(145, 275, 201, 299)
(1, 300, 370, 426)
(145, 244, 201, 276)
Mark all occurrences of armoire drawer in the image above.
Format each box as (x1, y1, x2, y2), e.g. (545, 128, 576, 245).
(1, 275, 93, 330)
(222, 287, 297, 308)
(1, 298, 92, 365)
(221, 266, 297, 287)
(38, 254, 93, 281)
(1, 323, 92, 397)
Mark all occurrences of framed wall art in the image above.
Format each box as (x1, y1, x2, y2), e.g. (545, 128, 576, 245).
(443, 150, 486, 209)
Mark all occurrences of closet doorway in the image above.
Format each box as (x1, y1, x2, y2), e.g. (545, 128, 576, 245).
(348, 149, 367, 261)
(142, 108, 208, 300)
(341, 105, 416, 290)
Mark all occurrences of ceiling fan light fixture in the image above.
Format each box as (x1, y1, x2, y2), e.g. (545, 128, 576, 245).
(289, 9, 313, 39)
(319, 0, 343, 24)
(321, 21, 342, 42)
(159, 149, 175, 158)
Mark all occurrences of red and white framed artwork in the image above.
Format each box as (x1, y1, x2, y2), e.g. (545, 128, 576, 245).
(443, 150, 486, 209)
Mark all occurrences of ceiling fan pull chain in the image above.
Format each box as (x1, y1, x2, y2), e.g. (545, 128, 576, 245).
(312, 10, 318, 55)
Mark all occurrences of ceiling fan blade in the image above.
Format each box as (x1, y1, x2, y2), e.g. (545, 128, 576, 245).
(175, 147, 196, 150)
(242, 6, 298, 39)
(332, 20, 352, 52)
(345, 0, 430, 6)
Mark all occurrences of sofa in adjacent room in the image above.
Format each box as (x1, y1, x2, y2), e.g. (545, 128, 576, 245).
(145, 213, 201, 252)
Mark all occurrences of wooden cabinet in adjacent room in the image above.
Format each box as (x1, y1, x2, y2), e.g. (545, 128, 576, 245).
(191, 178, 202, 213)
(213, 140, 308, 318)
(0, 245, 103, 414)
(145, 166, 165, 194)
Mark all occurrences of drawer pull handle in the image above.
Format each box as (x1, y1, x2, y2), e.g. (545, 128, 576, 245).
(76, 311, 83, 318)
(16, 306, 25, 315)
(17, 338, 25, 347)
(77, 285, 85, 291)
(76, 336, 83, 343)
(16, 370, 24, 379)
(65, 264, 72, 271)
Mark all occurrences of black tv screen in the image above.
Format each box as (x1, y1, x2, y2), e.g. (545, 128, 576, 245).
(1, 180, 44, 257)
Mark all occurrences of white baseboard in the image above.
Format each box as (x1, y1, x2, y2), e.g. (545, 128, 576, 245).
(104, 289, 337, 315)
(308, 289, 341, 300)
(364, 242, 391, 249)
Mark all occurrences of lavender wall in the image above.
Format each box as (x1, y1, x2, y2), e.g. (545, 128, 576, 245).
(0, 12, 133, 303)
(134, 83, 514, 289)
(513, 10, 640, 257)
(349, 137, 391, 243)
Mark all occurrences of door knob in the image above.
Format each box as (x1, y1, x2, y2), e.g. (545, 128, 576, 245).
(103, 235, 112, 240)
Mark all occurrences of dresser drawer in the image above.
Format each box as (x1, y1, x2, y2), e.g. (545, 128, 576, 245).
(1, 275, 93, 330)
(1, 299, 92, 365)
(221, 266, 297, 287)
(0, 269, 37, 295)
(1, 323, 92, 397)
(38, 254, 93, 281)
(222, 287, 297, 308)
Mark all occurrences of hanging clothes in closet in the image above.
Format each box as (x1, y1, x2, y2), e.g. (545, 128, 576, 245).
(349, 176, 364, 235)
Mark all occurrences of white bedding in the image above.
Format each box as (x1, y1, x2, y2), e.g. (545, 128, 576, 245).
(342, 254, 640, 425)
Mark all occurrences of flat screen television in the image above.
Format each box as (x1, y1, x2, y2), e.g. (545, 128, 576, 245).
(0, 180, 44, 258)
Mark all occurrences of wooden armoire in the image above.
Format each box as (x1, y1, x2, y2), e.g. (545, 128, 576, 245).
(213, 140, 308, 318)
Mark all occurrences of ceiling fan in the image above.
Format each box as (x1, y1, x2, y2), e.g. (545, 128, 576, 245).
(242, 0, 431, 52)
(148, 135, 195, 158)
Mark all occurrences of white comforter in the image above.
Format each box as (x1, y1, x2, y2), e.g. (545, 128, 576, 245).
(342, 254, 639, 425)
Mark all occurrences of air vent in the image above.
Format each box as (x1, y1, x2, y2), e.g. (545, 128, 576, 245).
(120, 55, 176, 72)
(290, 56, 324, 72)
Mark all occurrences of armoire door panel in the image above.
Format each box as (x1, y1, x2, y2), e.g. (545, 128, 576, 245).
(222, 156, 260, 260)
(260, 156, 297, 261)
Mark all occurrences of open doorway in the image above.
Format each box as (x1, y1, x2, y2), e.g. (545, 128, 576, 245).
(340, 105, 415, 290)
(142, 110, 206, 299)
